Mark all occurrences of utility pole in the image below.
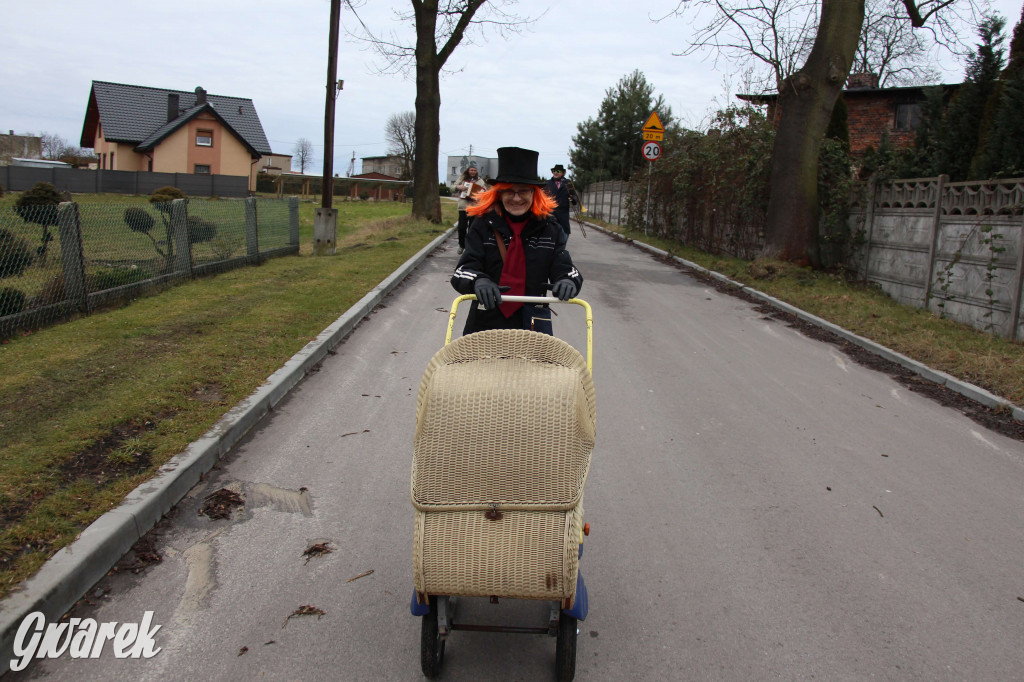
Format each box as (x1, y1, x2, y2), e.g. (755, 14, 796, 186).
(314, 0, 341, 255)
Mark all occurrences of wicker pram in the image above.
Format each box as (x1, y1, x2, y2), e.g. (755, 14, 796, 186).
(412, 329, 596, 605)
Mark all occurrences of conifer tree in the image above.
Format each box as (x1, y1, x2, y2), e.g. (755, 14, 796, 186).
(972, 6, 1024, 179)
(935, 15, 1005, 181)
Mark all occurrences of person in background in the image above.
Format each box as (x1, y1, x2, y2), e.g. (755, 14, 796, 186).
(452, 147, 582, 336)
(451, 164, 489, 254)
(544, 164, 579, 239)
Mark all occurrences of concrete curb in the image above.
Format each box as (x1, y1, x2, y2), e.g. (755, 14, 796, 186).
(583, 222, 1024, 423)
(0, 226, 456, 674)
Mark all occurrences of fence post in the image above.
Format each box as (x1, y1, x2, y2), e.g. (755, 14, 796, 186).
(244, 197, 259, 264)
(169, 198, 193, 278)
(922, 174, 948, 308)
(57, 202, 88, 313)
(861, 176, 878, 284)
(1008, 209, 1024, 341)
(288, 197, 300, 248)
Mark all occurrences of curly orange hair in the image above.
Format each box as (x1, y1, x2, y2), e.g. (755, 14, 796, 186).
(466, 182, 557, 218)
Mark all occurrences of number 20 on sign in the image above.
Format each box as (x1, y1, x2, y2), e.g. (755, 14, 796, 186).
(642, 141, 661, 161)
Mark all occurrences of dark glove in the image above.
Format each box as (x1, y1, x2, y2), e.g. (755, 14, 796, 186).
(474, 278, 502, 309)
(552, 279, 577, 301)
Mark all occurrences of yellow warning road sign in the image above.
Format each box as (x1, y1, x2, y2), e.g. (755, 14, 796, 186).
(642, 111, 664, 141)
(642, 112, 664, 133)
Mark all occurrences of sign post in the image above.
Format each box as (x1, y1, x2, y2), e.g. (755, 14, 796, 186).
(641, 113, 663, 235)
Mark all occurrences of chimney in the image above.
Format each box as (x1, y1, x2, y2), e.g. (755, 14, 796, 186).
(846, 72, 879, 90)
(195, 86, 207, 105)
(167, 93, 179, 122)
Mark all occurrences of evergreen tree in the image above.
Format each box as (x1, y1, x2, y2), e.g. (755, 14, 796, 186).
(972, 6, 1024, 179)
(569, 70, 673, 187)
(905, 86, 948, 177)
(935, 15, 1005, 181)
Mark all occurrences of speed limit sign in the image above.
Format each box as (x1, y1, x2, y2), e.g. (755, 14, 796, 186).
(642, 141, 661, 161)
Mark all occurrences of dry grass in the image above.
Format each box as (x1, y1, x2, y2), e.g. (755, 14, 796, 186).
(0, 196, 455, 599)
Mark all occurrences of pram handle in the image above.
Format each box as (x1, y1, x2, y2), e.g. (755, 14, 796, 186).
(445, 295, 593, 375)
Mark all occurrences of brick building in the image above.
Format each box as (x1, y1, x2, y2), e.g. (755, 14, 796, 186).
(738, 73, 958, 158)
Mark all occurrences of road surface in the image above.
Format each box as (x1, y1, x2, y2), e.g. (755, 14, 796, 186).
(17, 228, 1024, 681)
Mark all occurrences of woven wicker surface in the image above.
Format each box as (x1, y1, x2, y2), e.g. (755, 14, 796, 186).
(413, 504, 583, 601)
(412, 329, 596, 511)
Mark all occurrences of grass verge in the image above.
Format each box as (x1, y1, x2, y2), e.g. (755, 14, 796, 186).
(0, 195, 455, 600)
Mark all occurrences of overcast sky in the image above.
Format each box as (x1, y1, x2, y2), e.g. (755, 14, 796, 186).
(2, 0, 1022, 178)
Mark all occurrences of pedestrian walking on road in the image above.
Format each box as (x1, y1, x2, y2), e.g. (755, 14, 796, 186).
(451, 164, 489, 254)
(544, 164, 579, 239)
(451, 147, 583, 336)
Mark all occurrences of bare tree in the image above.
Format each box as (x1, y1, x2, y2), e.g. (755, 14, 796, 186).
(342, 1, 535, 222)
(39, 133, 70, 160)
(293, 137, 316, 174)
(666, 0, 820, 94)
(663, 0, 984, 266)
(854, 0, 943, 85)
(385, 111, 416, 179)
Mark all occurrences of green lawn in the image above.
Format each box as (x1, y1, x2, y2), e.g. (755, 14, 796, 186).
(0, 192, 456, 599)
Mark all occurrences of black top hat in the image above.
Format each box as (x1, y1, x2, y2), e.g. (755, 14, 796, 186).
(550, 164, 566, 173)
(491, 147, 545, 186)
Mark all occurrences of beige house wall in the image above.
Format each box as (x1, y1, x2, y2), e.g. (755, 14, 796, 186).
(93, 112, 261, 190)
(152, 126, 189, 173)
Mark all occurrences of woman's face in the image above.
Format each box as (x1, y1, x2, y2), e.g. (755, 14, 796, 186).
(500, 185, 535, 217)
(467, 167, 478, 178)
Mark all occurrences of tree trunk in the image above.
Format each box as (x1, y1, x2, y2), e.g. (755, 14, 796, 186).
(411, 5, 443, 223)
(762, 0, 864, 266)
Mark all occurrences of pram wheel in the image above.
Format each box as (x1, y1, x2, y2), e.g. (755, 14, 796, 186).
(555, 613, 578, 681)
(420, 598, 445, 678)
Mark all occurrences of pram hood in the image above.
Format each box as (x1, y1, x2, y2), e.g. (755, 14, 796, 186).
(412, 329, 596, 511)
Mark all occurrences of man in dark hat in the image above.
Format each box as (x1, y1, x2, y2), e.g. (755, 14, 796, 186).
(451, 147, 582, 336)
(544, 164, 580, 239)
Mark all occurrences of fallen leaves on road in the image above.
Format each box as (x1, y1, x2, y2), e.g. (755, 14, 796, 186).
(199, 488, 244, 520)
(283, 604, 326, 628)
(302, 542, 334, 564)
(238, 646, 248, 656)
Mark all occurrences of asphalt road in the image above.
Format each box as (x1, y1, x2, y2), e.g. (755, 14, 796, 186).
(17, 228, 1024, 681)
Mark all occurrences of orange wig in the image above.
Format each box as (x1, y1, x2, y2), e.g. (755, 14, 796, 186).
(466, 182, 557, 218)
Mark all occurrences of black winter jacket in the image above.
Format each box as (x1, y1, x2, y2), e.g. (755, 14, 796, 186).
(451, 210, 583, 335)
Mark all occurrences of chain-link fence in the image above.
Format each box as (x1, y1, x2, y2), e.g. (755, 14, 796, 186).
(0, 197, 299, 338)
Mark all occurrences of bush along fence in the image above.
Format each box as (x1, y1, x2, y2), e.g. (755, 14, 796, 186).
(849, 175, 1024, 340)
(0, 197, 299, 339)
(577, 107, 776, 260)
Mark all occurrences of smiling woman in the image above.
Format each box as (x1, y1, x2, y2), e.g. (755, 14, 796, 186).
(451, 147, 583, 336)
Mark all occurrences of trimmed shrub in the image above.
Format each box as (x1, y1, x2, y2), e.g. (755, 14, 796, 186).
(124, 206, 155, 234)
(14, 182, 62, 226)
(0, 228, 34, 279)
(149, 186, 186, 205)
(0, 287, 26, 316)
(186, 216, 217, 244)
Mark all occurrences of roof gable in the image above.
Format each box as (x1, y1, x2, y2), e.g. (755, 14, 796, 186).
(80, 80, 272, 155)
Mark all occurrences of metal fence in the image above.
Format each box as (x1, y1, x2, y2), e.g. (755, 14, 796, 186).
(0, 197, 299, 338)
(578, 181, 630, 226)
(0, 166, 249, 198)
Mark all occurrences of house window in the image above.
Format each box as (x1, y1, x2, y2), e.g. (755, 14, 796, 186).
(196, 130, 213, 147)
(194, 164, 211, 174)
(894, 103, 921, 131)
